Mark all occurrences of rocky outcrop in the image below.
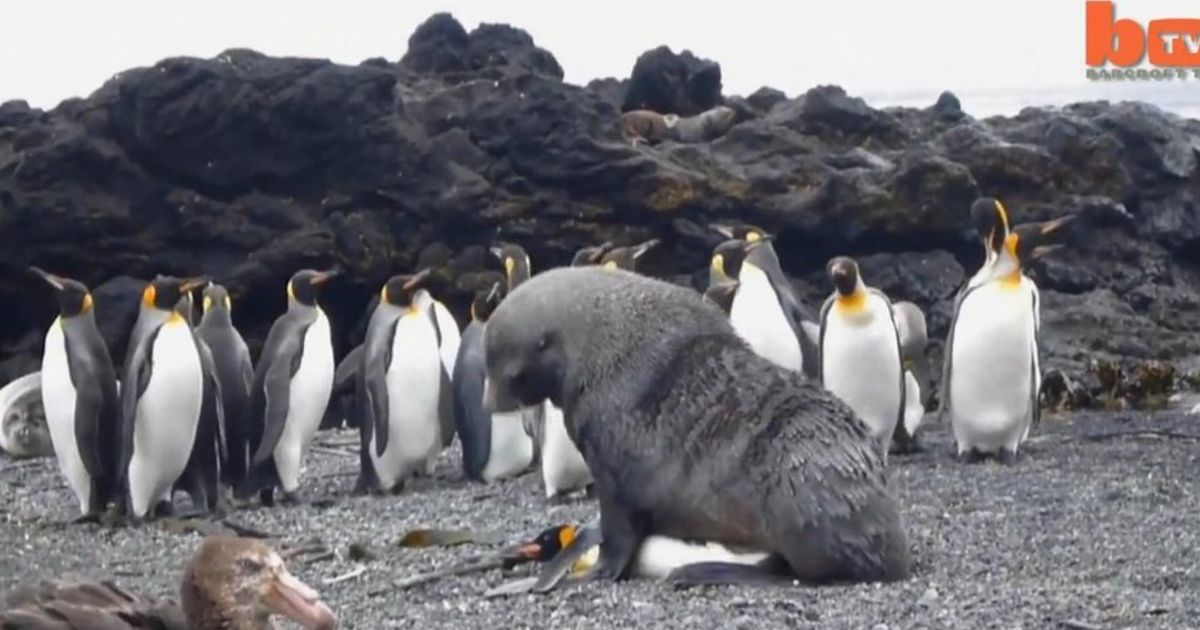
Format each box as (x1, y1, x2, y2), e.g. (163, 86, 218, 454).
(2, 13, 1198, 410)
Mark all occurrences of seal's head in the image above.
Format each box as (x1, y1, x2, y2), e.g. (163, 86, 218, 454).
(481, 267, 729, 414)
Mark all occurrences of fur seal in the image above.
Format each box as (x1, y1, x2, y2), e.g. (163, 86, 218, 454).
(481, 267, 911, 585)
(618, 106, 738, 146)
(0, 372, 52, 459)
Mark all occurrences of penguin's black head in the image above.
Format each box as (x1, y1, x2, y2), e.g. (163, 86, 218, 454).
(1007, 214, 1076, 268)
(971, 197, 1010, 256)
(30, 267, 94, 318)
(702, 280, 740, 315)
(471, 282, 505, 323)
(287, 268, 339, 307)
(143, 275, 209, 312)
(202, 283, 233, 315)
(381, 269, 432, 310)
(600, 238, 660, 273)
(571, 242, 613, 267)
(709, 239, 748, 282)
(827, 256, 861, 297)
(504, 524, 579, 563)
(710, 222, 770, 243)
(490, 243, 531, 289)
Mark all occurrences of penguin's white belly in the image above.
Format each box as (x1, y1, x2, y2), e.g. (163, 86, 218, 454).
(949, 282, 1037, 453)
(903, 370, 924, 435)
(432, 301, 461, 377)
(369, 314, 443, 490)
(821, 301, 903, 442)
(41, 321, 90, 514)
(729, 269, 802, 372)
(541, 401, 592, 497)
(274, 311, 335, 493)
(481, 409, 534, 482)
(128, 324, 203, 517)
(634, 536, 772, 579)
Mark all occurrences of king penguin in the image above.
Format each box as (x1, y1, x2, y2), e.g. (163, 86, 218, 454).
(119, 280, 220, 520)
(818, 257, 905, 452)
(710, 223, 821, 376)
(354, 269, 449, 494)
(454, 282, 535, 483)
(196, 283, 254, 488)
(490, 242, 544, 460)
(31, 268, 122, 521)
(571, 242, 613, 267)
(708, 237, 807, 374)
(599, 238, 659, 273)
(491, 242, 591, 500)
(941, 202, 1074, 464)
(890, 300, 932, 454)
(237, 268, 338, 505)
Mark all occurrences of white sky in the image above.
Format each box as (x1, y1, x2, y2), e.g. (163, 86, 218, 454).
(0, 0, 1194, 113)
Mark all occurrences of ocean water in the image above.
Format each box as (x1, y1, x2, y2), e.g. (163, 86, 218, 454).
(858, 84, 1200, 121)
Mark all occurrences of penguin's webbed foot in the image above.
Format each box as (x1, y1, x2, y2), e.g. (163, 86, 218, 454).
(279, 491, 304, 506)
(153, 500, 175, 517)
(956, 449, 987, 464)
(998, 448, 1020, 466)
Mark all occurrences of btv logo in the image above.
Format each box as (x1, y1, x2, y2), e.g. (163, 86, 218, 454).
(1086, 1, 1200, 79)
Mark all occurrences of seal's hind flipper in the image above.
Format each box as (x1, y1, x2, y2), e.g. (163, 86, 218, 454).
(663, 562, 786, 587)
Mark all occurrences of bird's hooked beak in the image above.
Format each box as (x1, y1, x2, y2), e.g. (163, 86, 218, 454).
(709, 223, 735, 239)
(486, 281, 502, 303)
(260, 567, 337, 629)
(29, 267, 65, 291)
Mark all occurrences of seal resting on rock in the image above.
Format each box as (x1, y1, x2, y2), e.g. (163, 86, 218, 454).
(618, 105, 738, 146)
(482, 267, 911, 585)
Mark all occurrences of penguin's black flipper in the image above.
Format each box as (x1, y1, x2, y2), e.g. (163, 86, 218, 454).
(363, 315, 398, 458)
(426, 303, 457, 449)
(452, 323, 491, 481)
(937, 283, 980, 420)
(333, 344, 363, 397)
(531, 522, 604, 593)
(663, 562, 789, 587)
(116, 328, 158, 493)
(248, 325, 307, 467)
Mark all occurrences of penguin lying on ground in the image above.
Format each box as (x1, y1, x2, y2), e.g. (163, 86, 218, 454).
(941, 202, 1074, 464)
(890, 300, 932, 454)
(31, 268, 123, 522)
(237, 269, 338, 506)
(482, 266, 911, 585)
(454, 282, 535, 483)
(354, 270, 451, 494)
(709, 223, 820, 378)
(817, 257, 905, 454)
(119, 276, 224, 520)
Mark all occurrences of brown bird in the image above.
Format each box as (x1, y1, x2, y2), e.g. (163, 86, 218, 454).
(0, 535, 337, 629)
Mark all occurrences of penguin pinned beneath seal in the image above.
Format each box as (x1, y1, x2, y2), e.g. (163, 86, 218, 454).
(237, 268, 338, 505)
(118, 277, 223, 521)
(454, 282, 535, 483)
(31, 268, 122, 521)
(817, 257, 905, 452)
(571, 242, 614, 267)
(599, 239, 660, 273)
(195, 283, 254, 487)
(355, 269, 450, 494)
(890, 300, 932, 454)
(482, 267, 911, 585)
(941, 211, 1075, 463)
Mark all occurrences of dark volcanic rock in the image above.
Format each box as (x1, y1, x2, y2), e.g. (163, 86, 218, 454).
(621, 46, 723, 116)
(1, 11, 1198, 408)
